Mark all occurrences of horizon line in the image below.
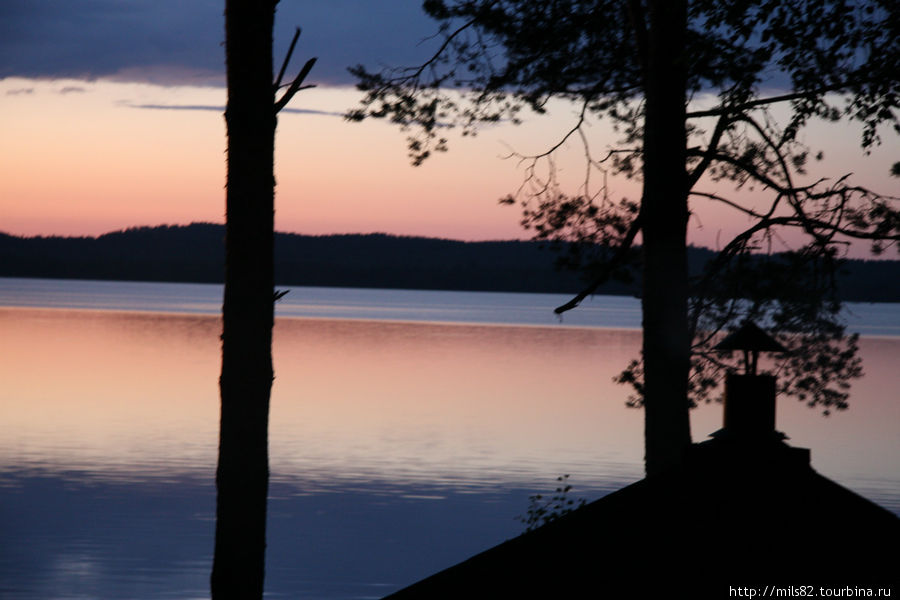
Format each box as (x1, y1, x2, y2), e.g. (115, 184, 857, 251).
(3, 221, 899, 262)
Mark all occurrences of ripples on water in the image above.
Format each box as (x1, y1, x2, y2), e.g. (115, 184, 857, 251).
(0, 278, 897, 599)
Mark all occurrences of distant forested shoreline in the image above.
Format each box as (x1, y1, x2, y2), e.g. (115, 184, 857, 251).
(1, 223, 898, 302)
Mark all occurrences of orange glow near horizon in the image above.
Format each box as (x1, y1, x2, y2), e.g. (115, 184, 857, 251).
(0, 308, 646, 483)
(1, 80, 225, 235)
(1, 77, 896, 256)
(0, 78, 536, 241)
(1, 307, 897, 496)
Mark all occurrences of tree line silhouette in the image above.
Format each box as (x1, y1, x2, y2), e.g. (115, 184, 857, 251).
(2, 223, 897, 301)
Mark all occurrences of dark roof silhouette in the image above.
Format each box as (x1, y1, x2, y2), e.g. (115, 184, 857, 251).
(715, 320, 788, 353)
(385, 436, 899, 598)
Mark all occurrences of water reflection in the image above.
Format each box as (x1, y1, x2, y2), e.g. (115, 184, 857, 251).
(0, 309, 650, 487)
(1, 307, 897, 599)
(3, 308, 895, 494)
(0, 309, 221, 481)
(270, 318, 646, 490)
(3, 277, 896, 334)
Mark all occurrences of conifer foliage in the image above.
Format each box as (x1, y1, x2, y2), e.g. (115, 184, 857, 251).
(350, 0, 900, 475)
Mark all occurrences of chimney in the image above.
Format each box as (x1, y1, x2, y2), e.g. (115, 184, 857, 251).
(713, 321, 786, 439)
(722, 372, 776, 437)
(689, 320, 811, 470)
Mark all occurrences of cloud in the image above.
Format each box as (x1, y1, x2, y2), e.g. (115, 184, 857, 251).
(122, 101, 346, 118)
(122, 102, 224, 112)
(0, 1, 224, 84)
(6, 88, 34, 95)
(59, 86, 86, 94)
(0, 1, 444, 87)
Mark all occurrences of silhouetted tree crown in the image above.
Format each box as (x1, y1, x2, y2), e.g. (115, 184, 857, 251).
(352, 1, 898, 162)
(350, 0, 900, 475)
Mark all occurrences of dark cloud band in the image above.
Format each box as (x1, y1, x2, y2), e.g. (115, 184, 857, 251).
(0, 1, 441, 87)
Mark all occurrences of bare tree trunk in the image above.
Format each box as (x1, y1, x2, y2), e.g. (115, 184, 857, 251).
(639, 0, 692, 476)
(212, 1, 277, 598)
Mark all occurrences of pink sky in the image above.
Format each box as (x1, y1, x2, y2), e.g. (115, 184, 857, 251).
(1, 77, 896, 258)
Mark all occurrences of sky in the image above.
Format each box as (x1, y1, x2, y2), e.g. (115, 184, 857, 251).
(1, 1, 897, 256)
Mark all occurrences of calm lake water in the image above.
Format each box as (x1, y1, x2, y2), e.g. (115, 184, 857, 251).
(1, 277, 898, 599)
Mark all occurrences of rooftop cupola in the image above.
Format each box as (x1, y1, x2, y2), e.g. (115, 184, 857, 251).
(711, 320, 788, 439)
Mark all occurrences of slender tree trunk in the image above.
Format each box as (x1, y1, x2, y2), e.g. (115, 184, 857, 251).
(639, 0, 692, 476)
(212, 2, 277, 598)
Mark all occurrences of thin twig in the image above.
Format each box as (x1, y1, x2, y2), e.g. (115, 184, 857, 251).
(275, 57, 317, 113)
(274, 27, 301, 91)
(384, 18, 477, 87)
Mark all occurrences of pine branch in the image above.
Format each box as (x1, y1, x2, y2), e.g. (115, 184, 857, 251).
(554, 214, 642, 315)
(685, 81, 862, 119)
(686, 113, 732, 189)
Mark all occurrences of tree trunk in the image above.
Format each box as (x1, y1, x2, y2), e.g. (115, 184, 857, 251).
(212, 1, 277, 598)
(639, 0, 692, 477)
